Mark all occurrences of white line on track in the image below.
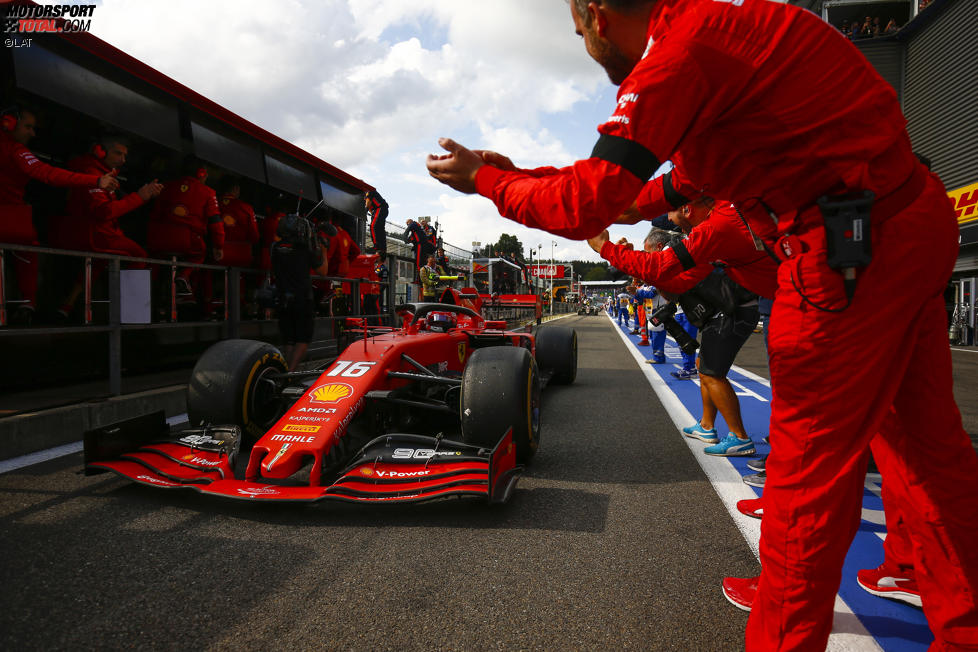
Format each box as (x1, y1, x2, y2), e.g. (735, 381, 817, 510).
(605, 312, 882, 652)
(0, 413, 189, 474)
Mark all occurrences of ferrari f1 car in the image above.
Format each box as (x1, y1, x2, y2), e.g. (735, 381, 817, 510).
(84, 301, 577, 506)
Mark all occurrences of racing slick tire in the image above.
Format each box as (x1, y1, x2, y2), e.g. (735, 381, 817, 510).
(534, 326, 577, 385)
(460, 346, 541, 464)
(187, 339, 288, 442)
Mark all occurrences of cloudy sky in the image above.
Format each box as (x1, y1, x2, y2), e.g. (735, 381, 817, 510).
(88, 0, 656, 262)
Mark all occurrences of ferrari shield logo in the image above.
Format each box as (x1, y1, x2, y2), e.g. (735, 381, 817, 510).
(457, 342, 466, 363)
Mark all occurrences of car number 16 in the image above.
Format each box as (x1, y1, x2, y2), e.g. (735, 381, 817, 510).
(326, 360, 377, 377)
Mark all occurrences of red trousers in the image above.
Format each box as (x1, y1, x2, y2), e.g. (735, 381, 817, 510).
(746, 173, 978, 651)
(0, 205, 39, 305)
(147, 222, 207, 287)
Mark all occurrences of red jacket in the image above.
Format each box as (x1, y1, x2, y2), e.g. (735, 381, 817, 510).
(150, 176, 224, 247)
(326, 227, 361, 278)
(64, 154, 145, 244)
(474, 0, 919, 241)
(219, 195, 259, 244)
(0, 133, 100, 209)
(603, 202, 778, 299)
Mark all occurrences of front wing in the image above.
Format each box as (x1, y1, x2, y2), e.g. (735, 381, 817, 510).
(84, 412, 521, 505)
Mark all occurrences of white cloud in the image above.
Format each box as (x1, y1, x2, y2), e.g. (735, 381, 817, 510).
(85, 0, 619, 262)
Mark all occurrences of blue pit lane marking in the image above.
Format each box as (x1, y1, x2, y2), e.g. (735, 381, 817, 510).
(606, 312, 931, 651)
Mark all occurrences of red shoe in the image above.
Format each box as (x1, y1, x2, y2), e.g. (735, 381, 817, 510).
(722, 576, 758, 611)
(856, 563, 922, 608)
(737, 497, 764, 519)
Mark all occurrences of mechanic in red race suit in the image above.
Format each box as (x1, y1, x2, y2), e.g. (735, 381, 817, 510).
(0, 104, 118, 324)
(425, 1, 978, 649)
(55, 136, 162, 319)
(211, 179, 259, 315)
(147, 161, 224, 304)
(259, 206, 286, 272)
(592, 197, 776, 455)
(217, 179, 259, 268)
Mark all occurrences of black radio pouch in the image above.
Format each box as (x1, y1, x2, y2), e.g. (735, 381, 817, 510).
(817, 190, 874, 270)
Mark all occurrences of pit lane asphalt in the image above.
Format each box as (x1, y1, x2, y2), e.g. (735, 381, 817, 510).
(0, 315, 760, 651)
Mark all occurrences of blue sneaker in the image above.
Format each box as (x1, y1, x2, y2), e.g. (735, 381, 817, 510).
(646, 353, 666, 364)
(670, 368, 698, 380)
(704, 435, 756, 457)
(682, 422, 719, 443)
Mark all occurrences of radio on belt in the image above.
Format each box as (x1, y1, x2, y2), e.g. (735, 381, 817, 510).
(817, 190, 875, 299)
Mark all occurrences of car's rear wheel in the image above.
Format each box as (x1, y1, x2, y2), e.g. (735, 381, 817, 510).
(460, 346, 541, 464)
(534, 327, 577, 385)
(187, 339, 288, 442)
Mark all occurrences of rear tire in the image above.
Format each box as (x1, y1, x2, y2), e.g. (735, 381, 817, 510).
(535, 327, 577, 385)
(187, 339, 288, 442)
(460, 346, 541, 464)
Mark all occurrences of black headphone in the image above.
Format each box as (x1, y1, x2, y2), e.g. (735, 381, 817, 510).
(1, 105, 22, 133)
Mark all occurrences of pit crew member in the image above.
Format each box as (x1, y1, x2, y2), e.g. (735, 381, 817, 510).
(425, 0, 978, 648)
(0, 104, 118, 324)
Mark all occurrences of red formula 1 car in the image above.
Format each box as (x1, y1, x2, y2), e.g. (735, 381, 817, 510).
(84, 301, 577, 505)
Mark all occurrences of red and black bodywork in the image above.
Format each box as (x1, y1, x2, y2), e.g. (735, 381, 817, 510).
(85, 301, 577, 505)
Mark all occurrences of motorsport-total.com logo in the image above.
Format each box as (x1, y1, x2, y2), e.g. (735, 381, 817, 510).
(2, 0, 95, 34)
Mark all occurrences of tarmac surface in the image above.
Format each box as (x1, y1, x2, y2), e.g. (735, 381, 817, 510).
(1, 313, 976, 650)
(0, 314, 759, 651)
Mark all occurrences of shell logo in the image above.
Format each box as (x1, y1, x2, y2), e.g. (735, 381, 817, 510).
(223, 214, 236, 226)
(172, 205, 187, 217)
(309, 383, 353, 403)
(360, 467, 374, 476)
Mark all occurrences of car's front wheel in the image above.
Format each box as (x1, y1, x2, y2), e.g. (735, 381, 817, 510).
(187, 339, 288, 442)
(460, 346, 541, 464)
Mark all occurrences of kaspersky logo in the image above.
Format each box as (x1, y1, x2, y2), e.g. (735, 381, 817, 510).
(309, 383, 353, 403)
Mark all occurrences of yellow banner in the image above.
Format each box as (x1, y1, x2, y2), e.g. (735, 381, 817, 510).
(949, 180, 978, 226)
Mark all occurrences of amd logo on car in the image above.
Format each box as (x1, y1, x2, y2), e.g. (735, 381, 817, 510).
(297, 407, 337, 414)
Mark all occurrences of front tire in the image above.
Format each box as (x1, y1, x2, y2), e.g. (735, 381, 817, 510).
(187, 339, 288, 442)
(460, 346, 541, 464)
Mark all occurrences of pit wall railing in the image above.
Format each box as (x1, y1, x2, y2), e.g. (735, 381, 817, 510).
(0, 242, 397, 396)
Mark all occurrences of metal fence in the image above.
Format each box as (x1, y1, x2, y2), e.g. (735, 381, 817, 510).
(0, 242, 396, 396)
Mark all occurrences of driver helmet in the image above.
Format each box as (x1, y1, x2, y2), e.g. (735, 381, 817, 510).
(428, 311, 456, 332)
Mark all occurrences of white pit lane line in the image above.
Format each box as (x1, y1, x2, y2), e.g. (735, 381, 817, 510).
(0, 413, 190, 475)
(606, 312, 882, 652)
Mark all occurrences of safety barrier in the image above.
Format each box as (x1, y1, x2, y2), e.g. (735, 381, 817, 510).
(0, 242, 396, 396)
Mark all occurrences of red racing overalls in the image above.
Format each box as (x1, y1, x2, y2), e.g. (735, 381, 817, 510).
(147, 176, 223, 280)
(218, 194, 259, 268)
(0, 132, 100, 308)
(60, 154, 147, 259)
(473, 0, 978, 648)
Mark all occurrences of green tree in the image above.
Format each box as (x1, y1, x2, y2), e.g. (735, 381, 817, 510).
(481, 233, 526, 259)
(584, 265, 609, 281)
